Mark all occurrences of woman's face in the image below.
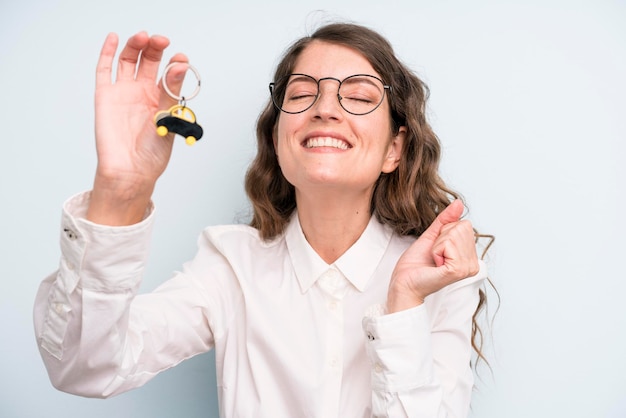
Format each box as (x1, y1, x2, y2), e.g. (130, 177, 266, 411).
(273, 40, 405, 198)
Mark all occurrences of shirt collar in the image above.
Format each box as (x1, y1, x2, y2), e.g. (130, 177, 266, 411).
(285, 211, 393, 294)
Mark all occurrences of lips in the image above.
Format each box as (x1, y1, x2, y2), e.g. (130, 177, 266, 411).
(302, 136, 351, 150)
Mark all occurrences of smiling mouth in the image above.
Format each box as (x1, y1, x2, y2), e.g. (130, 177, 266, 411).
(303, 137, 351, 150)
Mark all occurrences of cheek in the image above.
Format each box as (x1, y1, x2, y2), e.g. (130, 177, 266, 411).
(359, 118, 394, 151)
(273, 122, 286, 160)
(273, 123, 294, 173)
(274, 115, 304, 153)
(273, 116, 290, 147)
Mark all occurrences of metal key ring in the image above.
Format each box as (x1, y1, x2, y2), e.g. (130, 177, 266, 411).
(161, 62, 201, 102)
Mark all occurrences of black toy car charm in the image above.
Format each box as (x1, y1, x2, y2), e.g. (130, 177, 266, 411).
(155, 104, 203, 145)
(155, 62, 203, 146)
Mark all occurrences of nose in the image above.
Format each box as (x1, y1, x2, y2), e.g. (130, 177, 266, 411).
(311, 78, 343, 120)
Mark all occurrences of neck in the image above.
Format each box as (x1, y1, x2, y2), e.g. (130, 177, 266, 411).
(295, 188, 373, 264)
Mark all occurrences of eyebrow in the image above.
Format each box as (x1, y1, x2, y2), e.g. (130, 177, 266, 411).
(341, 76, 380, 87)
(286, 75, 314, 84)
(286, 74, 383, 85)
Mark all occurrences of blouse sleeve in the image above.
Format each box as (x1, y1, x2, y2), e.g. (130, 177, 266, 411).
(33, 192, 218, 398)
(362, 263, 486, 418)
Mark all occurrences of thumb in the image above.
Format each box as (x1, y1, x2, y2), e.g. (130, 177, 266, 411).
(420, 199, 465, 243)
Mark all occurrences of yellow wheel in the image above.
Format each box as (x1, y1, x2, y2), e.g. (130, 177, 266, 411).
(186, 136, 197, 146)
(156, 126, 169, 137)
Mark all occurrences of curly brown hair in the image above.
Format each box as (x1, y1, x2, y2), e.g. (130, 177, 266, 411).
(244, 22, 492, 368)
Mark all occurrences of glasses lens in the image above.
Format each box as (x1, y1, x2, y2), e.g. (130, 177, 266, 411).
(339, 75, 386, 115)
(272, 74, 318, 114)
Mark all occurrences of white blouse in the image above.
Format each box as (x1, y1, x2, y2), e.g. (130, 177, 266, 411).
(34, 191, 486, 417)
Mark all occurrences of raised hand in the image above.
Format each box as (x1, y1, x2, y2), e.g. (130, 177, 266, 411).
(87, 32, 188, 225)
(386, 200, 480, 313)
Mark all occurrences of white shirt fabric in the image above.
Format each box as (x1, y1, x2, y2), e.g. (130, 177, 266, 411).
(34, 192, 487, 418)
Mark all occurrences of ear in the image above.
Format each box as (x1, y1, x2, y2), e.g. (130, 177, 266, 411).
(381, 126, 406, 173)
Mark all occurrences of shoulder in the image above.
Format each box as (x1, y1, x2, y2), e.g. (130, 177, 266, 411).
(200, 223, 285, 254)
(194, 224, 290, 282)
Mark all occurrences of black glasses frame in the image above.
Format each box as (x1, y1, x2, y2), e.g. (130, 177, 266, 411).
(269, 73, 392, 116)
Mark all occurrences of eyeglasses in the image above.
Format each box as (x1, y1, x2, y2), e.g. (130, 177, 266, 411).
(269, 73, 391, 116)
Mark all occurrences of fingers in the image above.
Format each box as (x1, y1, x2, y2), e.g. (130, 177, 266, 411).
(112, 31, 172, 83)
(135, 35, 171, 82)
(431, 219, 478, 275)
(421, 200, 478, 275)
(116, 31, 150, 81)
(388, 200, 479, 310)
(96, 31, 189, 101)
(95, 33, 119, 87)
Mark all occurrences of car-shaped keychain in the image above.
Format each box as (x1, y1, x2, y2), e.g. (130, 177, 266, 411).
(155, 104, 203, 145)
(154, 62, 203, 146)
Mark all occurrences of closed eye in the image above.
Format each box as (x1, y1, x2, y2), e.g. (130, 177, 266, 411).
(342, 96, 374, 103)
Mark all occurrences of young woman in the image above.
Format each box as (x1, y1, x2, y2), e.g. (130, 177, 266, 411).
(35, 23, 487, 417)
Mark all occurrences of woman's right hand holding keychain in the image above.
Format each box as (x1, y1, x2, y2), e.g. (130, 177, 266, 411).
(88, 31, 189, 226)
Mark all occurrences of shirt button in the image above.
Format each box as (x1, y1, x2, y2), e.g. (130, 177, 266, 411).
(327, 268, 340, 279)
(63, 228, 78, 240)
(374, 363, 384, 373)
(54, 303, 64, 314)
(367, 332, 375, 341)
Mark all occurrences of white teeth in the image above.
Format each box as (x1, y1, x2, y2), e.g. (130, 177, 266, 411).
(304, 137, 349, 150)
